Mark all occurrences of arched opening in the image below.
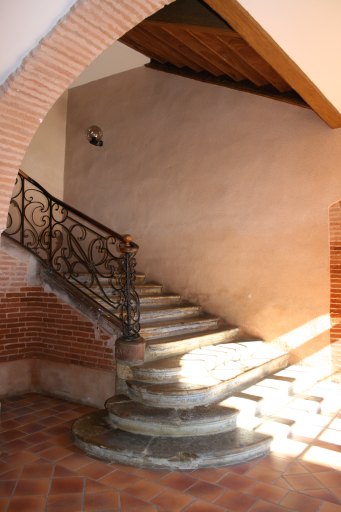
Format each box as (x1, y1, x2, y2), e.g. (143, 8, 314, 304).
(0, 0, 174, 233)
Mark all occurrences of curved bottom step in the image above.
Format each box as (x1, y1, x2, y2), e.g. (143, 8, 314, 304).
(73, 410, 272, 470)
(105, 394, 238, 436)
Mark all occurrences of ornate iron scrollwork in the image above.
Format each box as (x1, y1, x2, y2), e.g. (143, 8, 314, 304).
(5, 171, 141, 340)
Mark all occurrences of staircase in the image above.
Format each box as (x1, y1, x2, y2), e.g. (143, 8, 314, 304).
(6, 170, 292, 469)
(72, 270, 290, 469)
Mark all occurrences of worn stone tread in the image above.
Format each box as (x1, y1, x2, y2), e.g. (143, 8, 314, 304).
(73, 410, 271, 469)
(105, 394, 238, 436)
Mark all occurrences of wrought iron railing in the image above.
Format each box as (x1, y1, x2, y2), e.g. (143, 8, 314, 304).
(5, 170, 140, 340)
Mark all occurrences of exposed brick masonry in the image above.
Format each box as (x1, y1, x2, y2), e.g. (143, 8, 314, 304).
(329, 201, 341, 373)
(0, 248, 113, 370)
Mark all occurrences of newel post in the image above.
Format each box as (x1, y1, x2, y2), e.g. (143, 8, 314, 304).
(115, 234, 145, 363)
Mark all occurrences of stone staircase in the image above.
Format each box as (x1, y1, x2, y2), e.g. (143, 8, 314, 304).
(72, 270, 291, 469)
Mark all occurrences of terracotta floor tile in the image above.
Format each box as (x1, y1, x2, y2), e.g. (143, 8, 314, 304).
(254, 455, 291, 473)
(218, 472, 256, 491)
(50, 476, 85, 494)
(29, 440, 55, 453)
(190, 467, 230, 482)
(160, 471, 197, 491)
(275, 477, 294, 490)
(0, 481, 16, 497)
(7, 496, 46, 512)
(151, 489, 194, 511)
(120, 492, 159, 512)
(2, 439, 30, 454)
(246, 466, 282, 484)
(215, 489, 258, 511)
(85, 479, 111, 494)
(249, 499, 288, 512)
(55, 452, 92, 470)
(186, 480, 224, 502)
(184, 500, 226, 512)
(280, 490, 322, 511)
(314, 471, 341, 488)
(284, 472, 326, 490)
(100, 469, 142, 490)
(0, 498, 9, 512)
(21, 462, 54, 479)
(80, 460, 115, 480)
(14, 478, 50, 496)
(39, 446, 72, 462)
(23, 432, 50, 446)
(248, 482, 288, 504)
(19, 422, 45, 434)
(283, 461, 308, 474)
(0, 468, 22, 480)
(306, 488, 341, 505)
(1, 429, 27, 442)
(46, 492, 84, 512)
(125, 478, 165, 501)
(84, 490, 120, 511)
(319, 503, 341, 512)
(54, 465, 79, 478)
(4, 450, 39, 466)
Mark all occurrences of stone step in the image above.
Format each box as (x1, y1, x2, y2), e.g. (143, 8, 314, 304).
(144, 327, 242, 362)
(105, 394, 238, 437)
(140, 315, 221, 341)
(140, 304, 201, 323)
(75, 272, 146, 286)
(73, 410, 272, 469)
(126, 348, 289, 408)
(119, 340, 284, 383)
(136, 283, 163, 295)
(140, 294, 182, 306)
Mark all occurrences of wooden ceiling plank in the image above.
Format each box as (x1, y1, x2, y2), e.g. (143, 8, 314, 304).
(129, 25, 202, 72)
(145, 22, 224, 77)
(203, 0, 341, 128)
(155, 21, 246, 81)
(185, 28, 268, 87)
(148, 60, 309, 109)
(217, 33, 291, 93)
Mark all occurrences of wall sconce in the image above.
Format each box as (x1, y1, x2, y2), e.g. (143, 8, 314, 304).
(86, 125, 103, 147)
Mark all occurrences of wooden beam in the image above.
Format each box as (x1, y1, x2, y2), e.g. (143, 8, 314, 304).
(203, 0, 341, 128)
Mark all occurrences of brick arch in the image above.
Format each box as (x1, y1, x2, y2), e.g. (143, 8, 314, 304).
(0, 0, 173, 233)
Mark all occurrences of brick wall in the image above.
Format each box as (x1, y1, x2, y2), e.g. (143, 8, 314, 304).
(329, 201, 341, 373)
(0, 247, 114, 370)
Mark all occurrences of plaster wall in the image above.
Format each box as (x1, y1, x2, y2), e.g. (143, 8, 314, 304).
(21, 92, 68, 199)
(64, 68, 341, 345)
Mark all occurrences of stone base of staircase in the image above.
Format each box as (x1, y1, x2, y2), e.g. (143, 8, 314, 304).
(71, 268, 291, 468)
(73, 410, 271, 470)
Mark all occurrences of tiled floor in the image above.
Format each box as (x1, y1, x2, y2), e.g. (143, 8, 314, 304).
(0, 373, 340, 511)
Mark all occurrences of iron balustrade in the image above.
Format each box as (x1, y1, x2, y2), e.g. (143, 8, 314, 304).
(5, 170, 140, 340)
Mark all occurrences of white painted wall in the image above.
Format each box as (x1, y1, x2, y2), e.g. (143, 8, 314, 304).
(0, 0, 77, 84)
(239, 0, 341, 114)
(70, 42, 148, 88)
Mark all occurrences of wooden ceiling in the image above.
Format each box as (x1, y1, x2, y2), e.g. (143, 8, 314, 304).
(119, 0, 341, 128)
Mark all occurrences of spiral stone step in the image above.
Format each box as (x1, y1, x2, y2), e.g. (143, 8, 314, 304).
(105, 394, 238, 436)
(140, 303, 201, 322)
(143, 327, 241, 363)
(140, 315, 221, 340)
(139, 293, 182, 306)
(73, 410, 272, 470)
(126, 352, 288, 408)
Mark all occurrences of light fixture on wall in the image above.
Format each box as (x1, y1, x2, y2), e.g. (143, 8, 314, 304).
(86, 125, 103, 147)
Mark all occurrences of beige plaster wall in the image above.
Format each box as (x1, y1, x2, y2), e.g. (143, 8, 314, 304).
(64, 67, 341, 346)
(21, 91, 68, 199)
